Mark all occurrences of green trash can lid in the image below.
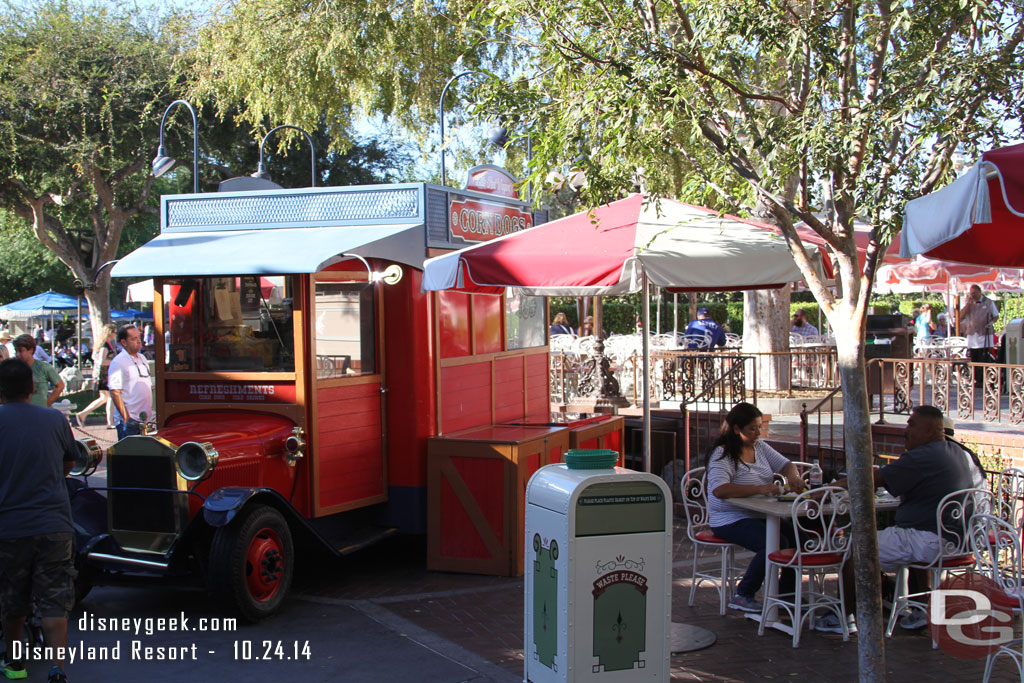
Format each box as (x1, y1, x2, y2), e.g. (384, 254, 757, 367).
(565, 449, 618, 470)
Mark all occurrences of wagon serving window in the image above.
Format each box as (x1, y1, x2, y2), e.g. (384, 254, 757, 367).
(313, 282, 376, 379)
(161, 276, 295, 373)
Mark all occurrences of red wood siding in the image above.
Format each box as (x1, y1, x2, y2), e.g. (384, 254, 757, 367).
(493, 356, 525, 424)
(382, 269, 436, 488)
(316, 382, 384, 508)
(439, 456, 506, 559)
(440, 362, 492, 433)
(525, 352, 549, 420)
(472, 294, 503, 354)
(438, 291, 471, 358)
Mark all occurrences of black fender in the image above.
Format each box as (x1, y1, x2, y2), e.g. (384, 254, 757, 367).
(202, 487, 268, 527)
(201, 487, 382, 558)
(202, 487, 322, 550)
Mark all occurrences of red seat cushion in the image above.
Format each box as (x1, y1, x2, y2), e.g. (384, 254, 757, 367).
(695, 529, 732, 544)
(768, 547, 844, 566)
(941, 554, 976, 568)
(988, 588, 1024, 610)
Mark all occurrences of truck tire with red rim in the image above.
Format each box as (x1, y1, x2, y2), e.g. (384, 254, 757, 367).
(208, 504, 294, 621)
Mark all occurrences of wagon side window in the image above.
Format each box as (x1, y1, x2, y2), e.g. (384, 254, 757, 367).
(505, 290, 546, 350)
(314, 282, 376, 379)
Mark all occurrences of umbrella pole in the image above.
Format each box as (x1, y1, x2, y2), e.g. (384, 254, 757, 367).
(76, 297, 82, 372)
(655, 287, 661, 335)
(50, 310, 54, 360)
(642, 272, 651, 474)
(673, 292, 678, 341)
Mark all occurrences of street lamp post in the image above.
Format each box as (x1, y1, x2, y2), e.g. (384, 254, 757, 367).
(151, 100, 199, 193)
(251, 125, 317, 187)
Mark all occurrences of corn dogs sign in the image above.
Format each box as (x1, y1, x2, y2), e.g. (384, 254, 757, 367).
(449, 165, 533, 243)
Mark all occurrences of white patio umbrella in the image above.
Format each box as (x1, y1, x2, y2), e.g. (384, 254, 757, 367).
(423, 194, 819, 472)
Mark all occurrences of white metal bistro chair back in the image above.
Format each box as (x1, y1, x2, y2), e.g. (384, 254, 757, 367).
(970, 513, 1024, 599)
(650, 332, 679, 349)
(679, 333, 712, 350)
(680, 466, 738, 615)
(943, 336, 969, 358)
(572, 335, 597, 356)
(996, 467, 1024, 531)
(680, 466, 713, 541)
(724, 332, 742, 348)
(969, 513, 1024, 683)
(773, 461, 823, 489)
(549, 333, 576, 353)
(936, 487, 995, 563)
(790, 487, 852, 559)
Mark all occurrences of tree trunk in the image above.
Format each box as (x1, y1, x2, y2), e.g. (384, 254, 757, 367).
(81, 278, 112, 350)
(742, 285, 791, 390)
(834, 328, 886, 682)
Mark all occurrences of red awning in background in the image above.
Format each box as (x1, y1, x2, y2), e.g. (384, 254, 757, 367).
(902, 142, 1024, 267)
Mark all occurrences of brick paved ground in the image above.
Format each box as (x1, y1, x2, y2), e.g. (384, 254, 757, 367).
(306, 522, 1017, 682)
(77, 416, 1016, 681)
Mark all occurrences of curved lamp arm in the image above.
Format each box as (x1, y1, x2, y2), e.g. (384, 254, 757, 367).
(73, 259, 120, 292)
(254, 125, 317, 187)
(153, 100, 199, 193)
(439, 70, 482, 188)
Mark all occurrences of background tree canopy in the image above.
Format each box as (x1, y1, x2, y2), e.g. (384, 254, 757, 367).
(0, 1, 411, 335)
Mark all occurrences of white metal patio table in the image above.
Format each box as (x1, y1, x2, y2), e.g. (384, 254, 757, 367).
(729, 492, 900, 637)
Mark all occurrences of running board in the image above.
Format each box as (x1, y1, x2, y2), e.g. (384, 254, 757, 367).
(88, 551, 170, 570)
(335, 526, 399, 555)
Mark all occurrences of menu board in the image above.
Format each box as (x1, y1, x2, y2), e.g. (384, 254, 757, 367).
(240, 276, 261, 313)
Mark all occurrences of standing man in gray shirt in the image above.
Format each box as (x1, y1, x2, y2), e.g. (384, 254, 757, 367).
(960, 284, 998, 386)
(0, 358, 77, 682)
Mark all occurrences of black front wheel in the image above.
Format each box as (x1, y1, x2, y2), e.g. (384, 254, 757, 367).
(207, 504, 294, 622)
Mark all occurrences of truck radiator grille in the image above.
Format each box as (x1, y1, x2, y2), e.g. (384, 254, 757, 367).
(108, 455, 178, 534)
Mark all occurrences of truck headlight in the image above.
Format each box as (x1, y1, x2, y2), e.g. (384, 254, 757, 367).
(175, 441, 219, 481)
(71, 438, 103, 477)
(284, 427, 305, 466)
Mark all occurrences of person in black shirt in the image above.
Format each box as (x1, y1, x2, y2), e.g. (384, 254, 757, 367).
(819, 405, 973, 633)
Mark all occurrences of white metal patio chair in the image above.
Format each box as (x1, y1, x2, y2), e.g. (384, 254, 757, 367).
(970, 513, 1024, 682)
(680, 466, 740, 615)
(772, 461, 823, 489)
(680, 333, 712, 350)
(885, 487, 994, 646)
(760, 486, 853, 647)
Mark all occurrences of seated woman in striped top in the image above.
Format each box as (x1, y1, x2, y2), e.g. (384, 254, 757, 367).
(707, 402, 806, 613)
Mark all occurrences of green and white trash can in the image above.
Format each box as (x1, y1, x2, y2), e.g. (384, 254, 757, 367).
(525, 449, 672, 682)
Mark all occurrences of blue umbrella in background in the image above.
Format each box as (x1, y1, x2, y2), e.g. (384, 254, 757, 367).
(123, 308, 154, 321)
(108, 308, 154, 321)
(0, 290, 85, 318)
(0, 290, 87, 361)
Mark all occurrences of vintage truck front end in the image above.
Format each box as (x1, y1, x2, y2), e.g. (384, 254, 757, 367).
(77, 412, 303, 619)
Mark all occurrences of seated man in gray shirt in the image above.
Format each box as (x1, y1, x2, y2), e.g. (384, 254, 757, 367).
(819, 405, 975, 633)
